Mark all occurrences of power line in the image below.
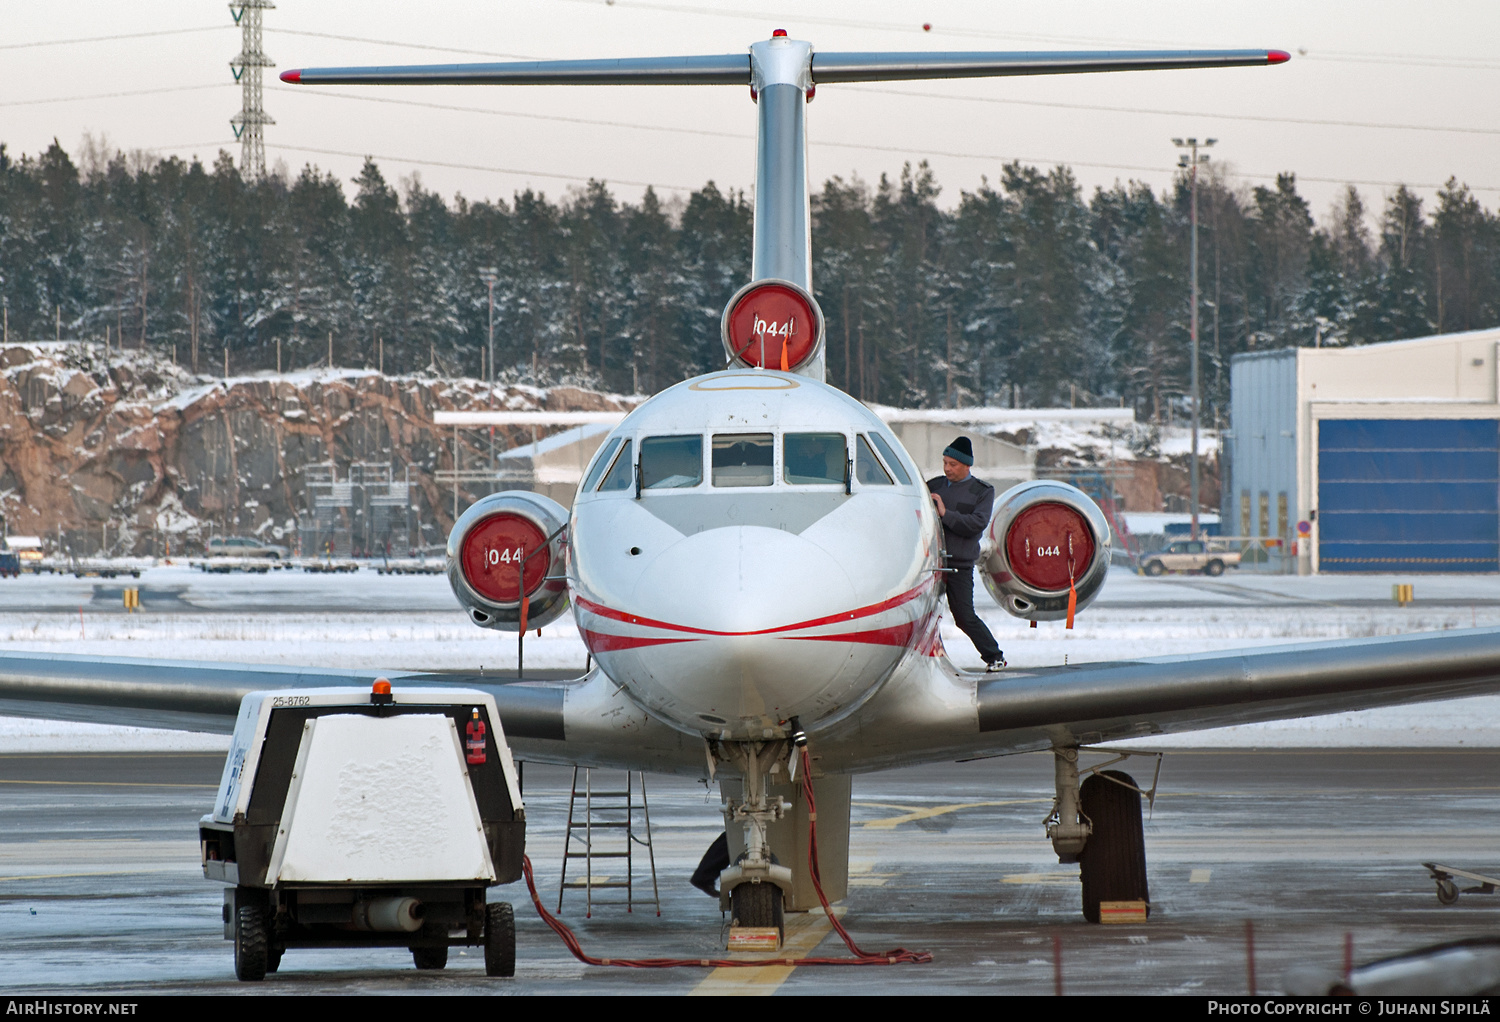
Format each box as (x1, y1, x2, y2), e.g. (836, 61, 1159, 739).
(270, 28, 538, 61)
(849, 85, 1500, 138)
(269, 86, 1500, 192)
(128, 136, 1500, 197)
(266, 141, 699, 193)
(557, 0, 1500, 71)
(0, 26, 225, 50)
(0, 83, 227, 108)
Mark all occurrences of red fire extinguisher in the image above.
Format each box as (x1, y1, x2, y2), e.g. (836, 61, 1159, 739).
(466, 709, 487, 765)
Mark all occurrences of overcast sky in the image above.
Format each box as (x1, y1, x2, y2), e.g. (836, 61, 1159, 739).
(4, 1, 1498, 227)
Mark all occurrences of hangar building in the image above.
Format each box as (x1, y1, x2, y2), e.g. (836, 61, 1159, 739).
(1228, 326, 1500, 573)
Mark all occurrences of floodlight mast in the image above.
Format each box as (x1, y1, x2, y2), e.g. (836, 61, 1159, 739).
(282, 44, 1286, 385)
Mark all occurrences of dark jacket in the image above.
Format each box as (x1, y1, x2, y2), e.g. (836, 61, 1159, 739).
(927, 473, 995, 564)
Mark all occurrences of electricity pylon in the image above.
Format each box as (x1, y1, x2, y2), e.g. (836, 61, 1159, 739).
(230, 1, 275, 179)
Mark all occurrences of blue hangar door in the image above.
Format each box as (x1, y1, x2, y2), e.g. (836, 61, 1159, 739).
(1318, 419, 1499, 573)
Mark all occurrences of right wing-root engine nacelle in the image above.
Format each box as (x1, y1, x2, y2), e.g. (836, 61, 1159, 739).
(979, 481, 1111, 622)
(447, 491, 570, 632)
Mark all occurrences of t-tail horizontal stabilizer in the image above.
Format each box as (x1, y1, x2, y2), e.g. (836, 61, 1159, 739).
(281, 36, 1287, 384)
(279, 48, 1288, 86)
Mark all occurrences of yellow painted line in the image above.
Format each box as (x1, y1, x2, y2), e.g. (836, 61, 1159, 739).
(688, 908, 843, 996)
(1190, 869, 1212, 883)
(848, 877, 888, 887)
(859, 799, 1047, 830)
(1001, 872, 1079, 886)
(0, 867, 194, 882)
(0, 779, 216, 789)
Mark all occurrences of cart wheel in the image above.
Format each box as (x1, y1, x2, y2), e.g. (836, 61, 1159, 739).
(1437, 879, 1460, 905)
(234, 901, 271, 981)
(484, 902, 516, 978)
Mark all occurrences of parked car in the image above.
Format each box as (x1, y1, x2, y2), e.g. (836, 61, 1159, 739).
(206, 536, 289, 560)
(1142, 540, 1241, 577)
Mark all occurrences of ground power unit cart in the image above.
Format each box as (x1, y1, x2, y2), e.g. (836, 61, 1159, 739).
(199, 684, 525, 981)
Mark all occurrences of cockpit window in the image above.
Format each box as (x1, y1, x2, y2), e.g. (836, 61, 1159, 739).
(855, 435, 893, 485)
(583, 436, 622, 493)
(868, 433, 913, 485)
(640, 435, 703, 490)
(712, 433, 774, 487)
(783, 433, 846, 485)
(597, 438, 634, 492)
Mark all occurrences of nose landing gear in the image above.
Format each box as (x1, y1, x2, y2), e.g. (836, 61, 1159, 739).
(717, 740, 794, 945)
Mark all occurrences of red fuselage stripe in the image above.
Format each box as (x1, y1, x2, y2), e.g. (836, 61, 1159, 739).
(572, 575, 934, 638)
(785, 622, 916, 648)
(580, 628, 696, 652)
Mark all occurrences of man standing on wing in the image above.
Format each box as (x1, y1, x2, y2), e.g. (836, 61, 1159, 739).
(927, 436, 1006, 672)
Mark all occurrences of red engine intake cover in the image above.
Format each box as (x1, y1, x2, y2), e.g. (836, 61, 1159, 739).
(460, 513, 549, 604)
(725, 283, 818, 370)
(1005, 502, 1095, 592)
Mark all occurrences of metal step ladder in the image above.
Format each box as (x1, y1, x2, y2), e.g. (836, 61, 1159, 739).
(557, 768, 661, 917)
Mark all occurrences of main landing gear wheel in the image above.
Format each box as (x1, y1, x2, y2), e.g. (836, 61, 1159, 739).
(233, 898, 271, 982)
(730, 881, 785, 937)
(1437, 879, 1460, 905)
(1078, 770, 1150, 924)
(484, 902, 516, 978)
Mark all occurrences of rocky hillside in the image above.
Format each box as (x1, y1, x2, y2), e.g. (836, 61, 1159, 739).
(0, 343, 635, 555)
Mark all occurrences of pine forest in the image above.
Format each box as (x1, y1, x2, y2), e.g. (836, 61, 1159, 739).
(3, 140, 1499, 426)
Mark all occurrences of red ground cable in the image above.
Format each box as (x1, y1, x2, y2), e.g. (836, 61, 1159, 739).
(518, 744, 932, 968)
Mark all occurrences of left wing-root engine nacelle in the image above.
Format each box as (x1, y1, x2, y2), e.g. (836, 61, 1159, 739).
(979, 481, 1111, 621)
(447, 491, 570, 631)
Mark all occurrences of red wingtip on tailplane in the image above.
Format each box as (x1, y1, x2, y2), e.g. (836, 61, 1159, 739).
(280, 69, 302, 83)
(1267, 50, 1290, 64)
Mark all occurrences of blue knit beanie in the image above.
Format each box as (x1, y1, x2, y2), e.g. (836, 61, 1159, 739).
(942, 436, 974, 466)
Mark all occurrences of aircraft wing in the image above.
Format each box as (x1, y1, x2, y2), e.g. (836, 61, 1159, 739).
(0, 652, 704, 773)
(818, 627, 1500, 772)
(5, 627, 1497, 775)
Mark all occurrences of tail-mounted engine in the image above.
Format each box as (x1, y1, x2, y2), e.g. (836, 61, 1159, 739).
(978, 481, 1111, 622)
(447, 491, 570, 631)
(721, 278, 825, 373)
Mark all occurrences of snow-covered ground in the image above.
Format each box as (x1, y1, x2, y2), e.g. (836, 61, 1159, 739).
(3, 565, 1500, 751)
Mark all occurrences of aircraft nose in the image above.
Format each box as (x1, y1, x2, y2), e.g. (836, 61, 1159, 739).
(632, 526, 855, 636)
(606, 525, 874, 736)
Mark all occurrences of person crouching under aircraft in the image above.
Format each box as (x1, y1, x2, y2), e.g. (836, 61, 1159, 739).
(928, 436, 1006, 671)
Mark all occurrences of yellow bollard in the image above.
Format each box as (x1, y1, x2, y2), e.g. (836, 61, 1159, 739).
(1392, 583, 1413, 606)
(123, 587, 140, 613)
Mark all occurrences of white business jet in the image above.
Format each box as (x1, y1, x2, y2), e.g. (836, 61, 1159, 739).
(7, 35, 1500, 940)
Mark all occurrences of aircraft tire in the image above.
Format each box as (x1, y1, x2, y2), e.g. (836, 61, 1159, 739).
(484, 902, 516, 978)
(234, 899, 270, 982)
(731, 881, 785, 936)
(1437, 879, 1460, 905)
(1078, 770, 1150, 924)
